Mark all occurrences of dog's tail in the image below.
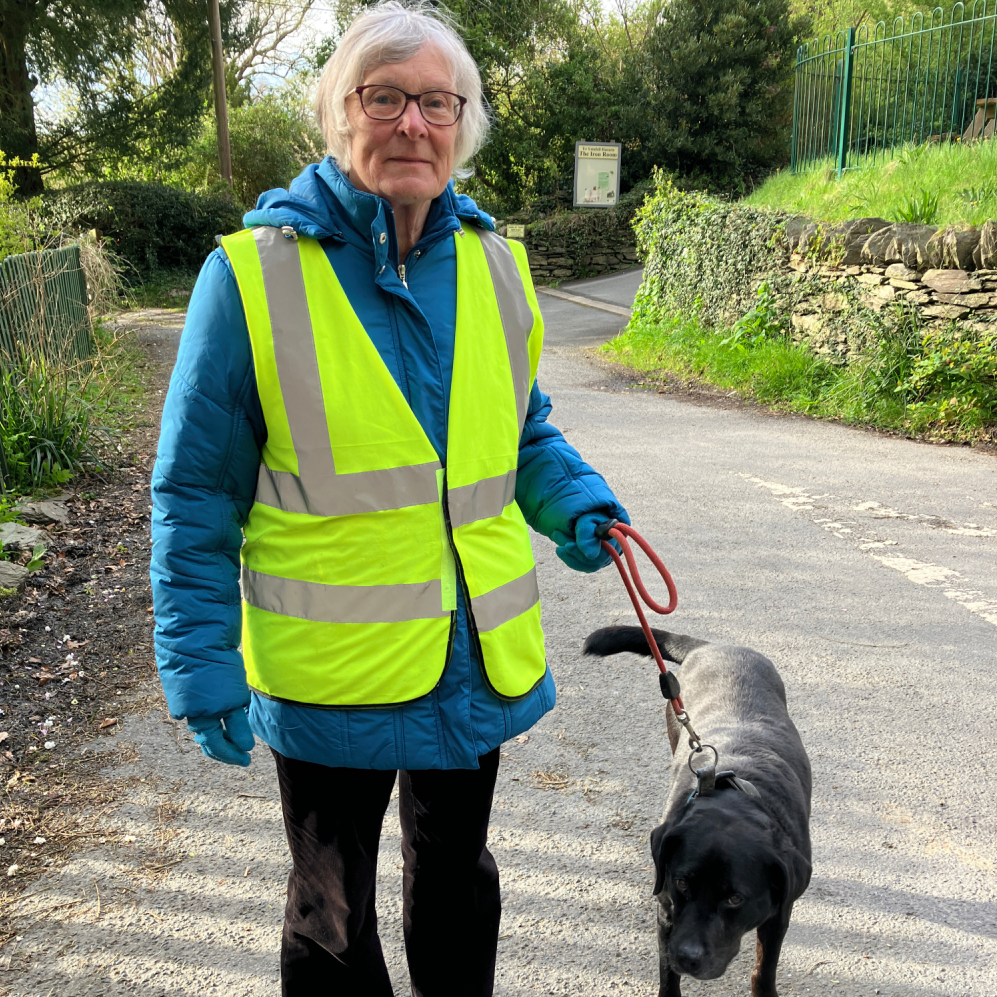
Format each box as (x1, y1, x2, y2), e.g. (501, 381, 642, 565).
(582, 626, 708, 664)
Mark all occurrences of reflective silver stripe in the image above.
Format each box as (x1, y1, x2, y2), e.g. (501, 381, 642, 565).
(256, 461, 441, 517)
(447, 469, 517, 529)
(254, 226, 338, 497)
(470, 567, 539, 633)
(242, 566, 449, 624)
(477, 230, 534, 431)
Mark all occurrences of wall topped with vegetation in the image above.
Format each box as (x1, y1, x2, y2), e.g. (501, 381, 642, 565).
(633, 173, 997, 362)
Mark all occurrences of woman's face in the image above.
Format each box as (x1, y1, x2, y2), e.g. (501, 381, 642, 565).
(346, 45, 459, 208)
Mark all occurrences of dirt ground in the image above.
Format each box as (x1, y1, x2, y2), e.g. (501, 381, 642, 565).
(0, 312, 178, 978)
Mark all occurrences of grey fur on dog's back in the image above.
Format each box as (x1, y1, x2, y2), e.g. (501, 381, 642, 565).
(584, 627, 811, 825)
(659, 641, 811, 826)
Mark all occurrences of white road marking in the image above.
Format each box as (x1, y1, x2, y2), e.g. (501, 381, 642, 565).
(741, 474, 997, 630)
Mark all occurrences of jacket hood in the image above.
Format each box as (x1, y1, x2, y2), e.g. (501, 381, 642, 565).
(243, 157, 495, 242)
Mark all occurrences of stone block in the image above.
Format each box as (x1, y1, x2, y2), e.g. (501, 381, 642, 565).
(905, 290, 932, 305)
(856, 272, 887, 285)
(885, 263, 918, 281)
(552, 268, 573, 277)
(791, 312, 823, 333)
(923, 304, 970, 320)
(0, 561, 29, 592)
(940, 226, 981, 270)
(14, 500, 70, 525)
(814, 217, 892, 263)
(820, 292, 849, 312)
(921, 269, 981, 293)
(934, 292, 992, 307)
(973, 219, 997, 270)
(890, 278, 920, 290)
(0, 522, 47, 551)
(861, 223, 937, 266)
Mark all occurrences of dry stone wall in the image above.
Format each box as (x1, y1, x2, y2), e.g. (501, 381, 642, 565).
(778, 217, 997, 359)
(496, 211, 640, 284)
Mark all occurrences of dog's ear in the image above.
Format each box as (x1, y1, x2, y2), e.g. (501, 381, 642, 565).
(650, 822, 681, 896)
(766, 846, 811, 907)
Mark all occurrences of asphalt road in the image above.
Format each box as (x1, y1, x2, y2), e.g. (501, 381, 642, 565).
(8, 269, 996, 997)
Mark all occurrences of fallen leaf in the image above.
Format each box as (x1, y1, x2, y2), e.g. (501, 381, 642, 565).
(27, 657, 41, 664)
(514, 734, 530, 744)
(0, 733, 7, 743)
(5, 771, 19, 789)
(37, 673, 53, 686)
(99, 717, 118, 729)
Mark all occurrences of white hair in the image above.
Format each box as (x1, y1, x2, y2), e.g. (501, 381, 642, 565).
(315, 1, 489, 178)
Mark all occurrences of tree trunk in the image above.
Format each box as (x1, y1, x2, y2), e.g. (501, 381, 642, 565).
(0, 1, 44, 196)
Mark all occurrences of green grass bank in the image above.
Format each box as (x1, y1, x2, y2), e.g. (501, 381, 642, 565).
(745, 141, 997, 226)
(601, 313, 997, 442)
(604, 171, 997, 444)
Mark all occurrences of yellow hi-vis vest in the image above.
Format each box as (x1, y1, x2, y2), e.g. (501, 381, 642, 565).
(221, 223, 547, 707)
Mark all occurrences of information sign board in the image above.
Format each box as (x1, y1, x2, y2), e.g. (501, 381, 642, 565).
(573, 142, 622, 208)
(506, 224, 526, 239)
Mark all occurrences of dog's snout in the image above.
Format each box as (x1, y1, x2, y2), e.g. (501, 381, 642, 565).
(674, 940, 706, 975)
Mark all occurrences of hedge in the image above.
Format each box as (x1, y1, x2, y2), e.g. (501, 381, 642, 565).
(43, 181, 243, 279)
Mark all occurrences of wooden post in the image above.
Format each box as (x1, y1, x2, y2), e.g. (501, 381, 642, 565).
(208, 0, 233, 186)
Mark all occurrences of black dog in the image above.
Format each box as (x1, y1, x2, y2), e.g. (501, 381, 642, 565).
(584, 626, 812, 997)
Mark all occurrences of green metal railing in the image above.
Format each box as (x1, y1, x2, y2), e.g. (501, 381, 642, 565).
(792, 2, 997, 175)
(0, 244, 93, 367)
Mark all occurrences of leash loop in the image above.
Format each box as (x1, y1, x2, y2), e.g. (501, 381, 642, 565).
(595, 520, 688, 716)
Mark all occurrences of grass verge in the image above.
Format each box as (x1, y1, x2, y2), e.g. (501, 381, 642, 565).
(744, 140, 997, 227)
(601, 311, 997, 443)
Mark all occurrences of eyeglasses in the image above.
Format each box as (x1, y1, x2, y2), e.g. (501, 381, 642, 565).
(354, 85, 467, 126)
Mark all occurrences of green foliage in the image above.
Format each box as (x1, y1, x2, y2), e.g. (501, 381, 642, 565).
(891, 188, 939, 225)
(176, 91, 324, 209)
(0, 359, 106, 491)
(719, 282, 787, 351)
(603, 311, 997, 439)
(25, 543, 47, 573)
(43, 181, 242, 278)
(631, 170, 795, 330)
(745, 139, 997, 225)
(639, 0, 808, 188)
(0, 0, 240, 186)
(0, 152, 51, 262)
(619, 168, 997, 440)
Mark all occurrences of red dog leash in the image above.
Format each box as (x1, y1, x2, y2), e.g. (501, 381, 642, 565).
(596, 520, 702, 748)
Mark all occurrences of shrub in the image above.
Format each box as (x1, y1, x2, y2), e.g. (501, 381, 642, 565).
(176, 92, 324, 211)
(43, 181, 242, 278)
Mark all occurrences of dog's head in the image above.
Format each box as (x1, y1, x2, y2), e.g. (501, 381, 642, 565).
(650, 794, 810, 980)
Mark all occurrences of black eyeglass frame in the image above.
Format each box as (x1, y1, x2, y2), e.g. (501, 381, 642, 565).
(353, 85, 467, 126)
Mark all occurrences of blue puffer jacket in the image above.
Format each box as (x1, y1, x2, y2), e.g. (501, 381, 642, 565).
(150, 158, 628, 770)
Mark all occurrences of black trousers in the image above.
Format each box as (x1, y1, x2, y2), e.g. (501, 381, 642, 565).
(273, 747, 502, 997)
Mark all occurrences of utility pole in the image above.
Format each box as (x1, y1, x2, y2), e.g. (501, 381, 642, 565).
(208, 0, 233, 186)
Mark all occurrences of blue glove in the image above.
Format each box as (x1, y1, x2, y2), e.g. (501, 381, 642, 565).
(187, 708, 255, 766)
(553, 509, 631, 573)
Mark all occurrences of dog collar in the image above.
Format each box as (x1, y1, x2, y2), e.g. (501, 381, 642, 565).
(685, 750, 761, 806)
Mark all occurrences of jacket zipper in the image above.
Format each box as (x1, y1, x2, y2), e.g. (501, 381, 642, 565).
(440, 470, 484, 674)
(398, 263, 408, 288)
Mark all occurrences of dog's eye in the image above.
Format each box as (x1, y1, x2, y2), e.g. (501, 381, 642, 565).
(674, 878, 689, 894)
(725, 894, 744, 908)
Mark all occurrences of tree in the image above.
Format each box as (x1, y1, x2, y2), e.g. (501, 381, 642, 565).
(0, 0, 240, 193)
(639, 0, 809, 187)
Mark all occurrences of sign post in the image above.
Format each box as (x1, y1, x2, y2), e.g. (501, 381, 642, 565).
(573, 142, 622, 208)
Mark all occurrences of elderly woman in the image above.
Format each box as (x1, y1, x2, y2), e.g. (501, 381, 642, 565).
(151, 2, 628, 994)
